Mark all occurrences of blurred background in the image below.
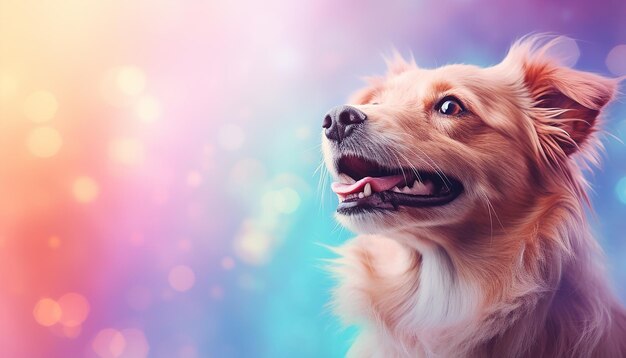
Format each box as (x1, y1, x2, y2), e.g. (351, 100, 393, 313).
(1, 0, 625, 356)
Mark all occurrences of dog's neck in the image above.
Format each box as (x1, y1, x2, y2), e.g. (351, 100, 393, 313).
(330, 194, 623, 357)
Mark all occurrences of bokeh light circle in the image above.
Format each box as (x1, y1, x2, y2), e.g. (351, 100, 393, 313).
(606, 44, 626, 76)
(234, 223, 273, 265)
(136, 95, 161, 122)
(210, 285, 224, 300)
(108, 138, 144, 166)
(116, 66, 146, 96)
(33, 298, 62, 327)
(295, 126, 311, 140)
(221, 256, 235, 270)
(57, 292, 90, 327)
(23, 91, 58, 123)
(545, 37, 580, 67)
(48, 236, 61, 249)
(262, 187, 301, 214)
(168, 265, 196, 292)
(186, 171, 203, 187)
(92, 329, 126, 358)
(61, 324, 82, 339)
(178, 345, 199, 358)
(72, 176, 99, 203)
(26, 126, 63, 157)
(119, 329, 150, 358)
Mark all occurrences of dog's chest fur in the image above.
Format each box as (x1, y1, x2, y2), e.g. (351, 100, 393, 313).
(331, 235, 483, 357)
(331, 231, 626, 358)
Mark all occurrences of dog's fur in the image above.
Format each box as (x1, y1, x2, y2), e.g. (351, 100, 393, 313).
(322, 37, 626, 357)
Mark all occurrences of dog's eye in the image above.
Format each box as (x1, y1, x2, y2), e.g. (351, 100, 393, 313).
(436, 98, 464, 116)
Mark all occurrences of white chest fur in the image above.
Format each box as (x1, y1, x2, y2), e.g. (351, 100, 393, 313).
(331, 235, 482, 357)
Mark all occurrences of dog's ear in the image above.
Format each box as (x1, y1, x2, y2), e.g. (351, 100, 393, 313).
(349, 51, 416, 104)
(504, 37, 618, 159)
(384, 49, 416, 76)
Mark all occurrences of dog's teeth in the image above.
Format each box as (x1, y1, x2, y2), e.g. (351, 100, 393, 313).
(404, 179, 435, 195)
(358, 192, 364, 199)
(412, 180, 426, 189)
(363, 183, 372, 197)
(392, 186, 401, 193)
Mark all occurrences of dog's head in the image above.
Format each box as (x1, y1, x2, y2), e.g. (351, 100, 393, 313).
(322, 37, 618, 237)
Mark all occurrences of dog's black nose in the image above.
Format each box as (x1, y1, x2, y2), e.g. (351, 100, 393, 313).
(322, 105, 367, 142)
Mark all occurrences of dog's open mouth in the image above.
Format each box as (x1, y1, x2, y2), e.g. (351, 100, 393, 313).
(331, 155, 463, 214)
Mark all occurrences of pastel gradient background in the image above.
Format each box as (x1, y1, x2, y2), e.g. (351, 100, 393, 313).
(1, 0, 626, 357)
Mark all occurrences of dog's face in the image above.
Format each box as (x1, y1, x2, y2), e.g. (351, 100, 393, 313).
(322, 40, 616, 238)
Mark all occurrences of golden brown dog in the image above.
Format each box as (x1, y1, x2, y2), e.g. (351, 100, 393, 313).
(322, 36, 626, 357)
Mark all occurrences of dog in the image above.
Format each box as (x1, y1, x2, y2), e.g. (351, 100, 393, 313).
(321, 36, 626, 357)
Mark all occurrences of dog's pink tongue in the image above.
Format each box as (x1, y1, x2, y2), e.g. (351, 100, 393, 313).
(331, 175, 405, 195)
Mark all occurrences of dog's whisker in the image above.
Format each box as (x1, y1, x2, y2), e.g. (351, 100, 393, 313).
(303, 142, 323, 152)
(321, 168, 330, 211)
(313, 160, 326, 176)
(407, 146, 453, 189)
(393, 149, 425, 183)
(395, 144, 451, 189)
(387, 149, 409, 185)
(480, 192, 495, 247)
(379, 136, 425, 185)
